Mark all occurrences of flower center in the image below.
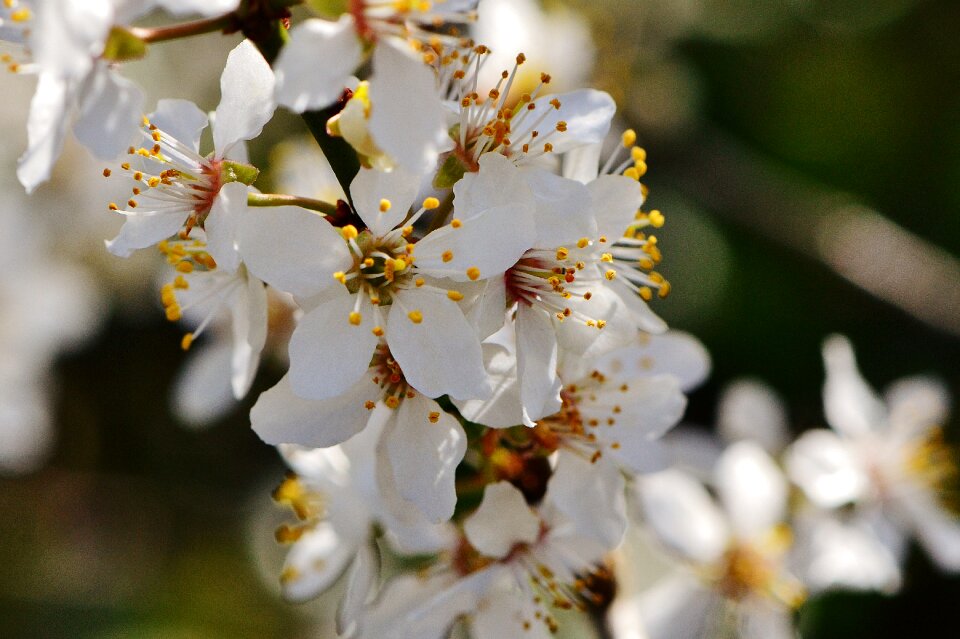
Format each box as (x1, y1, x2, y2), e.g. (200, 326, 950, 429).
(367, 343, 415, 409)
(505, 245, 606, 329)
(336, 227, 415, 307)
(904, 427, 959, 513)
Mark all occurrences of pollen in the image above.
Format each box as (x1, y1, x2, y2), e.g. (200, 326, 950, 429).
(341, 225, 359, 240)
(451, 218, 462, 228)
(102, 168, 111, 177)
(372, 326, 384, 337)
(605, 270, 616, 280)
(622, 129, 637, 147)
(649, 210, 665, 227)
(576, 238, 590, 249)
(180, 333, 194, 351)
(428, 411, 441, 423)
(379, 198, 392, 213)
(447, 290, 464, 301)
(442, 250, 454, 262)
(349, 312, 363, 325)
(423, 197, 440, 210)
(407, 310, 424, 324)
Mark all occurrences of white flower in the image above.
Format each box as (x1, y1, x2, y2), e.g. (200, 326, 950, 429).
(104, 39, 275, 259)
(361, 455, 627, 639)
(8, 0, 241, 192)
(785, 334, 960, 573)
(616, 442, 805, 639)
(272, 416, 451, 636)
(238, 151, 536, 404)
(717, 379, 792, 454)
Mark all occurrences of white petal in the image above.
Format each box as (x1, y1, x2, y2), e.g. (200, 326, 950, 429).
(464, 481, 540, 558)
(885, 375, 951, 438)
(415, 155, 537, 281)
(561, 141, 602, 184)
(369, 41, 448, 174)
(287, 288, 379, 400)
(149, 98, 209, 153)
(637, 469, 729, 564)
(274, 17, 362, 113)
(31, 0, 110, 79)
(784, 429, 868, 509)
(589, 174, 645, 241)
(213, 40, 276, 156)
(385, 395, 466, 523)
(740, 605, 796, 639)
(526, 89, 615, 154)
(170, 337, 237, 428)
(717, 379, 790, 453)
(515, 304, 562, 424)
(17, 73, 71, 193)
(228, 269, 268, 398)
(105, 211, 185, 257)
(822, 334, 888, 437)
(897, 490, 960, 571)
(337, 541, 380, 637)
(349, 165, 421, 236)
(473, 591, 551, 639)
(251, 373, 375, 447)
(73, 64, 143, 159)
(715, 441, 787, 540)
(281, 522, 356, 602)
(205, 182, 247, 274)
(237, 204, 351, 299)
(587, 331, 710, 393)
(523, 167, 595, 247)
(453, 342, 524, 428)
(547, 450, 627, 548)
(389, 287, 488, 400)
(628, 575, 715, 639)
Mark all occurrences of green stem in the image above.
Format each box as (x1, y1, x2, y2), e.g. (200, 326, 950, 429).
(129, 15, 233, 43)
(247, 192, 338, 215)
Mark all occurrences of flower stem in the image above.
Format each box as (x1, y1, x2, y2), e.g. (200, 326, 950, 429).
(130, 15, 234, 44)
(247, 193, 338, 216)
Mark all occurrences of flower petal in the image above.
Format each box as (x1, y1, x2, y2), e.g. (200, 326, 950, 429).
(384, 395, 466, 523)
(288, 287, 379, 400)
(213, 40, 276, 156)
(205, 182, 248, 274)
(389, 287, 488, 400)
(717, 379, 790, 453)
(822, 334, 888, 437)
(453, 342, 524, 428)
(280, 522, 356, 602)
(515, 304, 562, 425)
(228, 268, 268, 398)
(237, 204, 351, 299)
(337, 541, 380, 637)
(73, 64, 143, 159)
(464, 481, 540, 558)
(274, 17, 362, 113)
(251, 373, 375, 447)
(17, 73, 71, 193)
(548, 450, 627, 548)
(105, 211, 186, 257)
(368, 41, 448, 174)
(784, 428, 868, 509)
(523, 167, 595, 247)
(525, 89, 615, 154)
(588, 174, 645, 241)
(170, 337, 236, 428)
(149, 98, 209, 154)
(715, 441, 787, 540)
(349, 165, 421, 236)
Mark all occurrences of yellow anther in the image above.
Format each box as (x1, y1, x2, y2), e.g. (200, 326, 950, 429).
(632, 146, 647, 162)
(333, 271, 347, 284)
(349, 312, 362, 326)
(407, 310, 423, 324)
(363, 257, 375, 267)
(635, 161, 648, 177)
(127, 199, 138, 208)
(174, 275, 189, 289)
(622, 130, 637, 147)
(623, 167, 640, 181)
(658, 282, 671, 298)
(10, 7, 31, 22)
(181, 333, 194, 351)
(466, 266, 481, 281)
(450, 218, 462, 228)
(442, 250, 454, 262)
(415, 277, 425, 287)
(392, 258, 408, 272)
(108, 203, 118, 211)
(102, 168, 111, 177)
(649, 210, 665, 228)
(385, 396, 400, 409)
(341, 224, 359, 240)
(165, 305, 182, 322)
(176, 261, 194, 273)
(148, 177, 161, 188)
(405, 243, 415, 254)
(372, 326, 384, 337)
(605, 269, 616, 280)
(379, 199, 392, 213)
(161, 284, 176, 307)
(600, 253, 613, 263)
(447, 290, 464, 301)
(639, 287, 653, 301)
(576, 238, 590, 249)
(401, 225, 414, 237)
(428, 411, 440, 423)
(596, 319, 607, 329)
(365, 400, 376, 410)
(639, 258, 655, 270)
(556, 247, 569, 260)
(423, 197, 440, 210)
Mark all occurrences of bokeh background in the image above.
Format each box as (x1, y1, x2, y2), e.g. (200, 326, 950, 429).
(1, 0, 959, 636)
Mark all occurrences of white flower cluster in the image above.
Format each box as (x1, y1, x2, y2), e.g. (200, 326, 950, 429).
(2, 1, 957, 637)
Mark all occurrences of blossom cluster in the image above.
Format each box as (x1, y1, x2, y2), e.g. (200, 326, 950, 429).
(2, 1, 958, 637)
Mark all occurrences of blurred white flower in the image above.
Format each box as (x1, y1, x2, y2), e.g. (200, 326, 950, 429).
(785, 335, 960, 576)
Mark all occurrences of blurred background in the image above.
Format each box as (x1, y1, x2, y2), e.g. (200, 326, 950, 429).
(1, 0, 959, 636)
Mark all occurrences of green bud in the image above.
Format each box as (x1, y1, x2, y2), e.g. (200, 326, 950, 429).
(101, 26, 147, 62)
(306, 0, 348, 18)
(434, 154, 468, 189)
(221, 160, 260, 186)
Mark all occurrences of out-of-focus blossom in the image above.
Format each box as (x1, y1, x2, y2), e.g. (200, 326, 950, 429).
(785, 335, 960, 576)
